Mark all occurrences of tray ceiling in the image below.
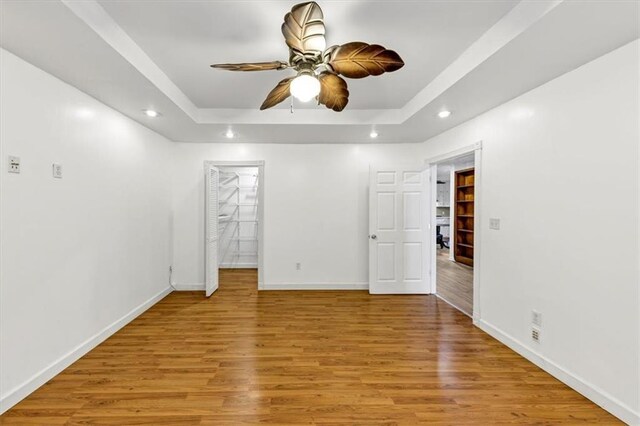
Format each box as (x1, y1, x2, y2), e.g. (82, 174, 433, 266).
(1, 0, 638, 143)
(97, 0, 517, 110)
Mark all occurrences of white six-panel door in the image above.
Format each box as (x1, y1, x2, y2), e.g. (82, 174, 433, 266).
(369, 166, 431, 294)
(205, 165, 220, 297)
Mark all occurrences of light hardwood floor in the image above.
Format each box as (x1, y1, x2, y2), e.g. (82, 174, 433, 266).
(436, 248, 474, 316)
(1, 269, 620, 424)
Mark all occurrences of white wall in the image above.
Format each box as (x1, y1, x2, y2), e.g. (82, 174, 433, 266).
(420, 40, 639, 423)
(0, 49, 173, 412)
(171, 143, 424, 288)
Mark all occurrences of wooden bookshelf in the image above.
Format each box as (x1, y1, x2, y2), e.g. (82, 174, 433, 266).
(454, 167, 475, 267)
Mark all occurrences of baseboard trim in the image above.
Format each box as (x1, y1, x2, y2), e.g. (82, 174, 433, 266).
(171, 282, 204, 291)
(475, 319, 640, 425)
(261, 282, 369, 291)
(173, 281, 368, 292)
(0, 286, 172, 415)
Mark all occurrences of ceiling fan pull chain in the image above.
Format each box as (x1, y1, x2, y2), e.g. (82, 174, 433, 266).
(290, 97, 294, 114)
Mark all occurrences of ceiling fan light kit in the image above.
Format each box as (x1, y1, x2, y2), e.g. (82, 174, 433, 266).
(290, 70, 321, 102)
(211, 1, 404, 112)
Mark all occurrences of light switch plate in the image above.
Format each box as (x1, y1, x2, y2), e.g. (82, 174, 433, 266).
(8, 156, 20, 173)
(489, 218, 501, 230)
(52, 163, 63, 179)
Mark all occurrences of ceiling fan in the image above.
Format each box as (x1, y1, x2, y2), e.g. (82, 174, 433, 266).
(211, 1, 404, 112)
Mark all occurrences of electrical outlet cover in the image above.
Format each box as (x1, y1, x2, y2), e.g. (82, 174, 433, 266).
(531, 327, 541, 343)
(532, 310, 542, 327)
(489, 218, 500, 230)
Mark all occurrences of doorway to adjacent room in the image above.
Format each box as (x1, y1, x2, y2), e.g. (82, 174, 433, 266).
(426, 145, 480, 317)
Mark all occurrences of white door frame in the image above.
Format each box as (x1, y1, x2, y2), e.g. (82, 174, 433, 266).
(423, 141, 482, 322)
(203, 160, 265, 289)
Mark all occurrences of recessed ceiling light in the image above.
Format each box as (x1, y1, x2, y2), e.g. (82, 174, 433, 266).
(225, 129, 235, 139)
(370, 130, 379, 139)
(143, 109, 159, 118)
(438, 110, 451, 118)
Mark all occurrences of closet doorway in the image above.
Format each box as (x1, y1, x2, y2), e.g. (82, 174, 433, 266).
(204, 161, 264, 296)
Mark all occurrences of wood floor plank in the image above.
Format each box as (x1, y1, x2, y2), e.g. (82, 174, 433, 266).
(436, 248, 474, 316)
(0, 269, 621, 424)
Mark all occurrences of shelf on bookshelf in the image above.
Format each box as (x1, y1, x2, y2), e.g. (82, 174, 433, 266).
(455, 255, 474, 266)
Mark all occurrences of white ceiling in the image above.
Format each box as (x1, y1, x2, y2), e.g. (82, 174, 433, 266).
(1, 0, 638, 143)
(97, 0, 517, 109)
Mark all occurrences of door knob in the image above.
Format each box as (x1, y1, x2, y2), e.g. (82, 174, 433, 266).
(370, 234, 378, 240)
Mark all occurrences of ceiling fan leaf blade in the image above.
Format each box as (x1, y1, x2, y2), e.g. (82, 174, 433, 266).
(211, 61, 289, 72)
(260, 77, 294, 110)
(328, 42, 404, 79)
(282, 2, 326, 58)
(318, 72, 349, 112)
